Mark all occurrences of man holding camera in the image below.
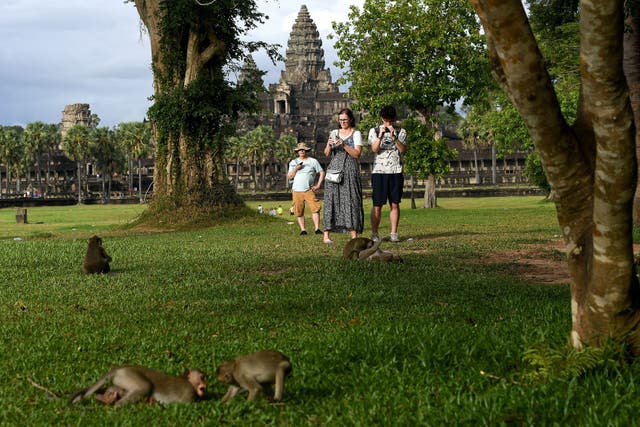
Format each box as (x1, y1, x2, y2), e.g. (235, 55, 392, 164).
(287, 142, 325, 235)
(368, 105, 407, 243)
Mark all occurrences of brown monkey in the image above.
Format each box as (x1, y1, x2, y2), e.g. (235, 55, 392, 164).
(69, 365, 207, 407)
(343, 237, 403, 262)
(216, 350, 292, 402)
(81, 235, 112, 274)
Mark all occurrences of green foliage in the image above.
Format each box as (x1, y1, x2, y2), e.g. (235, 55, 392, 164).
(331, 0, 489, 118)
(523, 343, 626, 382)
(90, 127, 126, 179)
(524, 151, 551, 194)
(0, 126, 26, 179)
(148, 0, 274, 157)
(457, 1, 580, 161)
(61, 125, 90, 162)
(402, 117, 456, 179)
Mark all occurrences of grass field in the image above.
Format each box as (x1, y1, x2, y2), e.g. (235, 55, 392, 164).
(0, 197, 638, 426)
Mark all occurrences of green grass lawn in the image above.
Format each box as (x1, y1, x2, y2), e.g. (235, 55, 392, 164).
(0, 197, 637, 426)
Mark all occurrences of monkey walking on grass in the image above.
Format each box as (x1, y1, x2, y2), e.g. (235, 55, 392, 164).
(216, 350, 292, 402)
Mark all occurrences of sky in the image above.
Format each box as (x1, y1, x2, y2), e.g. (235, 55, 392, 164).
(0, 0, 363, 129)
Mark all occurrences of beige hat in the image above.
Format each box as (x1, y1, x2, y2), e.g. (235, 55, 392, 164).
(294, 142, 312, 152)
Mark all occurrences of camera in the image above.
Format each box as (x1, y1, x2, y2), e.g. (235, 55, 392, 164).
(384, 127, 390, 133)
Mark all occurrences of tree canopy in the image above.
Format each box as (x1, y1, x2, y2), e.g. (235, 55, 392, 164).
(132, 0, 278, 217)
(331, 0, 488, 120)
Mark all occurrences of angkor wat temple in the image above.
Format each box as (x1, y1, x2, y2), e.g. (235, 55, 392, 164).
(235, 5, 528, 192)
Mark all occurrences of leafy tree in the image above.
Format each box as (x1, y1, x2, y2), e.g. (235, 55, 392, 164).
(402, 117, 456, 208)
(224, 135, 247, 192)
(24, 122, 49, 196)
(0, 126, 25, 196)
(116, 121, 154, 202)
(460, 2, 580, 193)
(61, 125, 90, 203)
(274, 133, 298, 189)
(131, 0, 277, 219)
(244, 125, 276, 192)
(41, 123, 61, 195)
(331, 0, 489, 207)
(90, 127, 125, 202)
(470, 1, 640, 353)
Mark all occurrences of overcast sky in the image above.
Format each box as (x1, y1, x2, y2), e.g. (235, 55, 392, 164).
(0, 0, 362, 129)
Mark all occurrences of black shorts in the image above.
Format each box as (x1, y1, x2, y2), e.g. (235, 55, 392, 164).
(371, 173, 404, 206)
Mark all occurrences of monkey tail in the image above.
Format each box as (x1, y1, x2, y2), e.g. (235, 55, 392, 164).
(69, 369, 116, 406)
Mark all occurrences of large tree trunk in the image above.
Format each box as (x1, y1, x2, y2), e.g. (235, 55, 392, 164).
(626, 10, 640, 223)
(471, 0, 640, 354)
(134, 0, 240, 211)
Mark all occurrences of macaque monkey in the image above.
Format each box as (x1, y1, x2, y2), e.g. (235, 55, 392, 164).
(69, 365, 207, 407)
(81, 235, 112, 274)
(343, 237, 403, 262)
(216, 350, 292, 402)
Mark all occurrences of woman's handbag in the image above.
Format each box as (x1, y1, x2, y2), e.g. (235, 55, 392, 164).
(325, 169, 343, 183)
(325, 131, 347, 184)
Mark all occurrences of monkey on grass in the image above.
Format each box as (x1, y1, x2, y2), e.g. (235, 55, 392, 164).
(69, 365, 207, 407)
(81, 235, 112, 274)
(342, 237, 403, 262)
(216, 350, 292, 402)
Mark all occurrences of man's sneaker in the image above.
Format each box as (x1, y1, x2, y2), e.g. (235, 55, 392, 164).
(300, 230, 308, 235)
(371, 232, 379, 242)
(389, 232, 400, 242)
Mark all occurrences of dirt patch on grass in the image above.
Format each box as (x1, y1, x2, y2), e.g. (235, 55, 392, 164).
(474, 239, 570, 285)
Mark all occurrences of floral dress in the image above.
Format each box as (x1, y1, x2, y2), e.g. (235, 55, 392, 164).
(323, 130, 364, 234)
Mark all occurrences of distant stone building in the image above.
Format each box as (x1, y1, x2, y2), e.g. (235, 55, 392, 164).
(60, 103, 92, 140)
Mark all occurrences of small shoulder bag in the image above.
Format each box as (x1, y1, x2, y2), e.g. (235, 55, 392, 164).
(325, 131, 346, 183)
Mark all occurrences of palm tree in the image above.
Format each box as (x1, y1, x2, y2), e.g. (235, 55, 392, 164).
(274, 133, 297, 190)
(90, 127, 125, 202)
(116, 121, 153, 200)
(24, 122, 51, 197)
(244, 126, 276, 192)
(0, 127, 25, 197)
(62, 125, 90, 203)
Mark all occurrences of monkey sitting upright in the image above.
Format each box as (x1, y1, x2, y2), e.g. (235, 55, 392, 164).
(81, 235, 112, 274)
(69, 365, 207, 407)
(342, 237, 403, 262)
(216, 350, 292, 402)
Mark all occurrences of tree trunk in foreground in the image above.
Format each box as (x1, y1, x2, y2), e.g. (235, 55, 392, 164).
(625, 11, 640, 224)
(470, 0, 640, 354)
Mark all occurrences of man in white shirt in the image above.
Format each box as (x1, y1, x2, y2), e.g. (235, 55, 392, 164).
(367, 105, 407, 242)
(287, 142, 325, 235)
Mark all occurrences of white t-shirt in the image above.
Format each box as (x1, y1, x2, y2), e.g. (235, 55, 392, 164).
(367, 127, 407, 174)
(288, 157, 323, 192)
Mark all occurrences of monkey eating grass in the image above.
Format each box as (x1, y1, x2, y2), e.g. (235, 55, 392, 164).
(216, 350, 292, 402)
(342, 237, 403, 262)
(69, 365, 207, 407)
(81, 235, 112, 274)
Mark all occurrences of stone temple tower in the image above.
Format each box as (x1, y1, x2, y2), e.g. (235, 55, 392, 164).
(243, 4, 352, 148)
(60, 103, 92, 140)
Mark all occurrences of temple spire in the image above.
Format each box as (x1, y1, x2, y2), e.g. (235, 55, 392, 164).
(280, 5, 335, 92)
